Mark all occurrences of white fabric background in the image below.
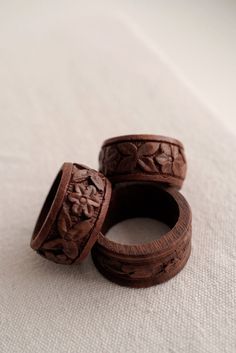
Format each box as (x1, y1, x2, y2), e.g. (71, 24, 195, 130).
(0, 1, 235, 352)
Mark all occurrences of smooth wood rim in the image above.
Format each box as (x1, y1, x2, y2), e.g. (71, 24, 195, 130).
(31, 163, 72, 250)
(102, 134, 184, 148)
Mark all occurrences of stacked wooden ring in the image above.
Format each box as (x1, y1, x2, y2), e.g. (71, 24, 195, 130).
(31, 134, 191, 288)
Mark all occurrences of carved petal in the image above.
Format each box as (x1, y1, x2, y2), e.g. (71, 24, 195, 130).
(173, 156, 186, 177)
(89, 174, 104, 191)
(74, 184, 85, 195)
(138, 142, 159, 156)
(87, 197, 100, 208)
(72, 168, 89, 182)
(117, 142, 137, 156)
(83, 203, 94, 218)
(161, 143, 171, 155)
(104, 147, 121, 173)
(67, 220, 92, 241)
(117, 156, 137, 173)
(137, 157, 157, 172)
(42, 238, 64, 250)
(68, 193, 80, 203)
(161, 162, 172, 174)
(156, 153, 170, 166)
(72, 203, 82, 216)
(171, 145, 179, 159)
(57, 205, 72, 237)
(85, 185, 97, 197)
(63, 240, 78, 259)
(106, 147, 120, 162)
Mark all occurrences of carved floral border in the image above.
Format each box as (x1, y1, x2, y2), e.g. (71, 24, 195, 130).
(38, 165, 105, 264)
(99, 141, 186, 179)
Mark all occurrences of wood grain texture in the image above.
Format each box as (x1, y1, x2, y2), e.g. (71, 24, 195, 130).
(30, 163, 111, 264)
(99, 134, 187, 189)
(91, 183, 192, 288)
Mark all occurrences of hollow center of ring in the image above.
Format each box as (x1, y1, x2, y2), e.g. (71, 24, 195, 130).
(106, 218, 171, 244)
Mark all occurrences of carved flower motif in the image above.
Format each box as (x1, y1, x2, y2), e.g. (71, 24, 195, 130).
(42, 236, 80, 262)
(100, 146, 121, 174)
(116, 142, 159, 173)
(68, 184, 100, 218)
(42, 205, 93, 261)
(156, 143, 186, 177)
(171, 145, 186, 177)
(155, 143, 173, 174)
(40, 167, 103, 263)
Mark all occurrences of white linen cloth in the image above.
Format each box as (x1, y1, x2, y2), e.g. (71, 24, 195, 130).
(0, 1, 235, 352)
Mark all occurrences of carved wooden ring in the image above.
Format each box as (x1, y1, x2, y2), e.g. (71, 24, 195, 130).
(99, 134, 187, 188)
(91, 183, 192, 288)
(30, 163, 112, 264)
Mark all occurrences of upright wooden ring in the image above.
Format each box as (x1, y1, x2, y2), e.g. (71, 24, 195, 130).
(99, 134, 187, 189)
(31, 163, 111, 264)
(91, 182, 192, 288)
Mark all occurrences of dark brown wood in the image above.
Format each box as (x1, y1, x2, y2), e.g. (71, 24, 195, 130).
(99, 134, 187, 189)
(91, 183, 192, 288)
(30, 163, 112, 264)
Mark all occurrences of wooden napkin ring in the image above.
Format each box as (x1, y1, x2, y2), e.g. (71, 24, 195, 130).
(91, 182, 192, 288)
(30, 163, 111, 264)
(99, 134, 187, 188)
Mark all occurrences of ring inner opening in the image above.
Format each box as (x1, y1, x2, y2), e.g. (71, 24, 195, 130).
(32, 170, 63, 239)
(101, 183, 179, 245)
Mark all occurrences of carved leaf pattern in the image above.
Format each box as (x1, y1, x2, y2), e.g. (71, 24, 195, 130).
(171, 145, 186, 177)
(117, 142, 137, 155)
(116, 142, 159, 173)
(63, 240, 78, 259)
(41, 166, 104, 263)
(155, 143, 173, 174)
(103, 141, 186, 178)
(118, 156, 136, 173)
(72, 168, 89, 182)
(137, 157, 157, 172)
(44, 251, 72, 264)
(96, 239, 190, 280)
(57, 205, 72, 237)
(102, 146, 121, 174)
(137, 142, 159, 156)
(67, 220, 92, 241)
(89, 173, 104, 191)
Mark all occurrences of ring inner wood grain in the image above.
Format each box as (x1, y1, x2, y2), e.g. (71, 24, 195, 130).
(33, 169, 63, 239)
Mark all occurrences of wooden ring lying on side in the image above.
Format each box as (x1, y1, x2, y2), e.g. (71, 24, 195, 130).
(91, 182, 192, 288)
(99, 134, 187, 189)
(30, 163, 111, 264)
